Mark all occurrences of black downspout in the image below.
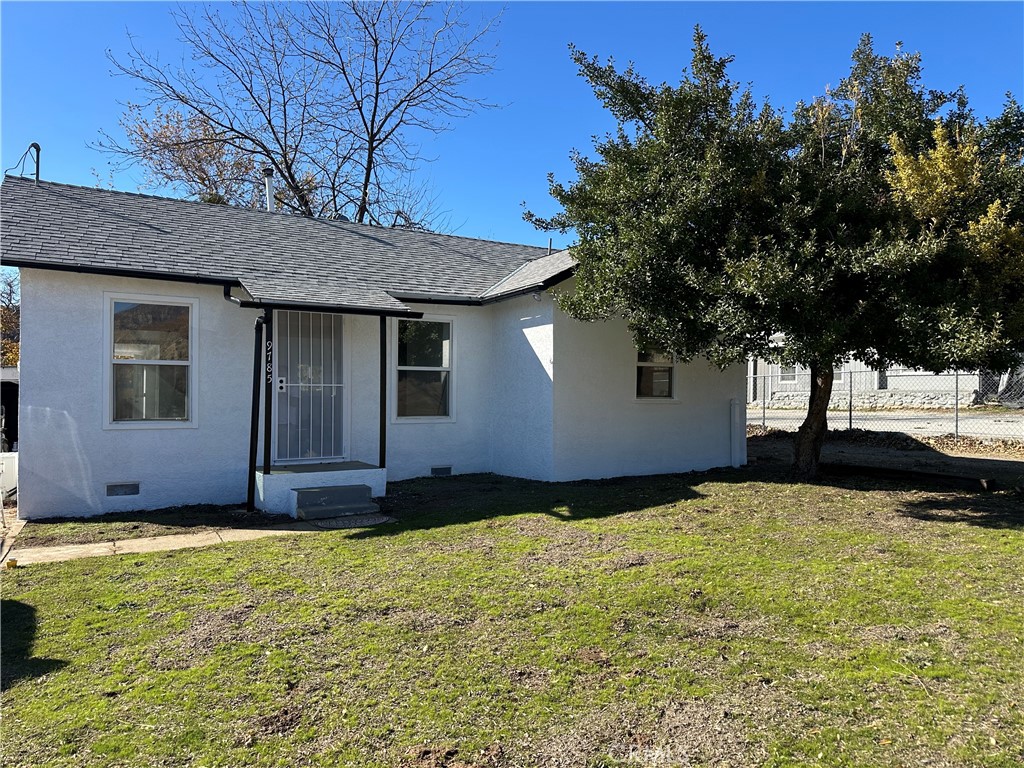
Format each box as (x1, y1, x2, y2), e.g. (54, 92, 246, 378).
(263, 311, 274, 475)
(246, 314, 266, 513)
(379, 315, 387, 469)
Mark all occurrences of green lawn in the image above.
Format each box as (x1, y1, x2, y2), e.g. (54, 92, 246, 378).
(2, 468, 1023, 767)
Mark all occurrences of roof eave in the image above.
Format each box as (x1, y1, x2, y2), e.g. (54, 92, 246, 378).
(8, 258, 421, 318)
(5, 257, 240, 289)
(479, 266, 576, 304)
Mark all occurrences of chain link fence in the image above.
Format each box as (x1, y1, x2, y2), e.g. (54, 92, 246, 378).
(747, 369, 1024, 444)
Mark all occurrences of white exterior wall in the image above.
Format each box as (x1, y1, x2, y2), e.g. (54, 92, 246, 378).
(19, 271, 747, 519)
(344, 313, 385, 467)
(552, 304, 746, 481)
(18, 270, 258, 519)
(383, 303, 496, 481)
(487, 294, 554, 480)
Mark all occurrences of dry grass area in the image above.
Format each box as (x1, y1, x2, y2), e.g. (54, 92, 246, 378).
(2, 467, 1023, 767)
(11, 504, 290, 549)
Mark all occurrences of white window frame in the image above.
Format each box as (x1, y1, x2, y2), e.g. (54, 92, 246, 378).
(778, 364, 798, 383)
(833, 365, 846, 384)
(635, 349, 678, 402)
(103, 292, 199, 430)
(391, 314, 456, 423)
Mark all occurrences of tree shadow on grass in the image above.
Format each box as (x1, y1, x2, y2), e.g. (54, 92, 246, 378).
(895, 493, 1024, 530)
(348, 472, 708, 539)
(750, 431, 1024, 530)
(1, 600, 67, 692)
(354, 456, 1024, 539)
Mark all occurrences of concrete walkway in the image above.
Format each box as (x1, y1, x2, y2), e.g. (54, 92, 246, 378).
(3, 520, 324, 566)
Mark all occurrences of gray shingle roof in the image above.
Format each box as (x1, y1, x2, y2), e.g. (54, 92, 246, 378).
(1, 176, 575, 313)
(480, 248, 575, 298)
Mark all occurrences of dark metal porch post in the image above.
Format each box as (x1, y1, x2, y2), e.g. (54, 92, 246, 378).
(263, 311, 274, 475)
(379, 315, 387, 469)
(246, 314, 266, 513)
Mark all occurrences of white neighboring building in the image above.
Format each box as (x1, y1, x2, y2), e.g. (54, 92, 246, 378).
(747, 358, 1001, 410)
(2, 177, 746, 520)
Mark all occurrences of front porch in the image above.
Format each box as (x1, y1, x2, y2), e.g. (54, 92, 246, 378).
(255, 461, 387, 518)
(246, 308, 397, 518)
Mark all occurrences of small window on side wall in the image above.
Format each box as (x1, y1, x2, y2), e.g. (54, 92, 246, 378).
(396, 318, 452, 417)
(779, 364, 797, 383)
(636, 349, 674, 398)
(112, 301, 191, 421)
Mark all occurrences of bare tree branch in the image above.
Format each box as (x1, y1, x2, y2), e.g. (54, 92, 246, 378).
(95, 0, 499, 227)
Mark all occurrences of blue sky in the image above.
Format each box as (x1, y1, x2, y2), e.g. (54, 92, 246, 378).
(2, 1, 1022, 249)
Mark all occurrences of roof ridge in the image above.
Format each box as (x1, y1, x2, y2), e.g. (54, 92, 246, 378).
(1, 174, 551, 253)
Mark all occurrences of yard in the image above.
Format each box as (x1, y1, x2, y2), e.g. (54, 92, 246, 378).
(2, 465, 1023, 767)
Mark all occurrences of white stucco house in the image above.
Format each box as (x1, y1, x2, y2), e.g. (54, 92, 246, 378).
(1, 176, 746, 520)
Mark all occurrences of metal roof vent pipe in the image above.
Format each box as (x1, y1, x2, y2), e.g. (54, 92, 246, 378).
(262, 167, 274, 212)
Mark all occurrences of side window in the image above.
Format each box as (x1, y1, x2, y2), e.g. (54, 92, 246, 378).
(396, 318, 452, 418)
(111, 301, 191, 421)
(779, 364, 797, 383)
(636, 349, 674, 399)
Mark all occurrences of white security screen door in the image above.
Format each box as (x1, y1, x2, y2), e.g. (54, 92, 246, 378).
(274, 311, 345, 462)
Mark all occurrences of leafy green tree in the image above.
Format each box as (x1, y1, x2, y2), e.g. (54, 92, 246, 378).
(529, 30, 1024, 476)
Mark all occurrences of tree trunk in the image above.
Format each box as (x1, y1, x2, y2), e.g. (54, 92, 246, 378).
(355, 142, 375, 224)
(793, 364, 834, 478)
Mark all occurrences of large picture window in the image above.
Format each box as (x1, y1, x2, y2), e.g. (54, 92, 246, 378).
(636, 349, 674, 399)
(396, 319, 451, 418)
(111, 301, 191, 421)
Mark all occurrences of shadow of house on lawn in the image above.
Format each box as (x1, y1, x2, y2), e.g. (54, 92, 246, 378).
(1, 599, 67, 692)
(349, 472, 708, 540)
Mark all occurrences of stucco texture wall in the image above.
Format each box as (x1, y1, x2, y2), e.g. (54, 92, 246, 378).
(552, 300, 746, 481)
(486, 294, 554, 480)
(19, 271, 747, 519)
(384, 304, 497, 481)
(19, 270, 258, 518)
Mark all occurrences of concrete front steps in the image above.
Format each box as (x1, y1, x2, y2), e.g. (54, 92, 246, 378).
(294, 484, 379, 521)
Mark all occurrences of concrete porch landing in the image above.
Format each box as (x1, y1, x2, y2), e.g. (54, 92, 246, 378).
(255, 462, 387, 517)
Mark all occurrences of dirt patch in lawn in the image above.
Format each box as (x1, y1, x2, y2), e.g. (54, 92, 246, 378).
(518, 530, 630, 569)
(398, 743, 505, 768)
(150, 599, 286, 670)
(531, 685, 806, 768)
